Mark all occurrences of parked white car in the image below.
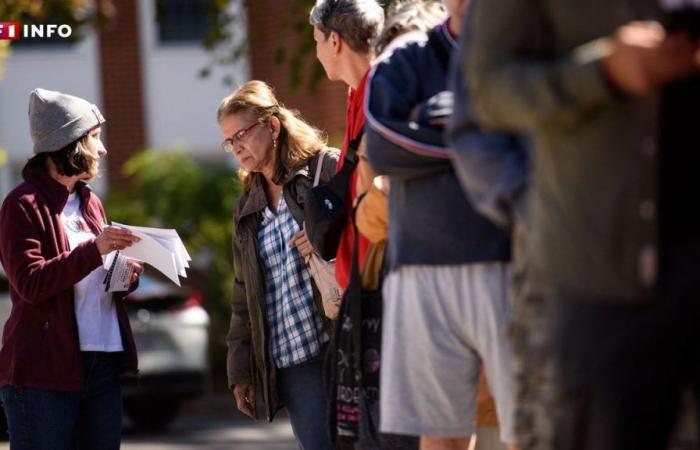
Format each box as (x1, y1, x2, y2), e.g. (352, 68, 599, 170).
(0, 266, 210, 432)
(121, 271, 210, 430)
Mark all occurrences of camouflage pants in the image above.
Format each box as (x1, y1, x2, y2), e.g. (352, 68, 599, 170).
(508, 233, 700, 450)
(508, 274, 557, 450)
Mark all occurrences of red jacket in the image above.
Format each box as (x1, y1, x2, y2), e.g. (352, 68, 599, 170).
(0, 173, 138, 391)
(335, 72, 371, 289)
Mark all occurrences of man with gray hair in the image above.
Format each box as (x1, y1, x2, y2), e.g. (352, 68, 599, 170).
(309, 1, 392, 448)
(308, 0, 384, 295)
(309, 0, 385, 72)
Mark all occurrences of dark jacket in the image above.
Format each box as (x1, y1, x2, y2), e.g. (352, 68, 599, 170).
(0, 173, 138, 391)
(466, 0, 668, 303)
(447, 13, 529, 232)
(364, 23, 511, 270)
(226, 148, 339, 422)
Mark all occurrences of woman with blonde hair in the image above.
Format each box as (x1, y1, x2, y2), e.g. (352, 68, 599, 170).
(219, 80, 337, 450)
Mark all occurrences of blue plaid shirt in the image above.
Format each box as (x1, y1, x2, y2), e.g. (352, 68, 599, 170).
(257, 196, 329, 368)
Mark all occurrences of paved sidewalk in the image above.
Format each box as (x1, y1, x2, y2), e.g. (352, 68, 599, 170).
(0, 393, 298, 450)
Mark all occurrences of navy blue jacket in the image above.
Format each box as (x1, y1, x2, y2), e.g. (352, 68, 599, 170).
(364, 23, 510, 270)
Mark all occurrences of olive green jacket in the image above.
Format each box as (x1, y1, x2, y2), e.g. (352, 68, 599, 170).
(466, 0, 664, 303)
(226, 148, 338, 421)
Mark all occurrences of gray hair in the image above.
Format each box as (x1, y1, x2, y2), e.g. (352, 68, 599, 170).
(374, 0, 447, 54)
(309, 0, 385, 54)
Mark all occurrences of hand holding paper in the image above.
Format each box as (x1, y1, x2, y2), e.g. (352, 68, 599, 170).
(103, 252, 135, 292)
(102, 223, 190, 288)
(95, 226, 140, 254)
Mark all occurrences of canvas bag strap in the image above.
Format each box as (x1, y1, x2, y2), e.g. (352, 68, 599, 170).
(304, 151, 327, 236)
(313, 151, 326, 187)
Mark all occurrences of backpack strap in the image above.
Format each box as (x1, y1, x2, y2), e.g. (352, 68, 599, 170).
(343, 129, 364, 168)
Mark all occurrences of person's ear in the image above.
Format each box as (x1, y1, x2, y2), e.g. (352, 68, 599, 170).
(330, 30, 342, 56)
(269, 115, 281, 141)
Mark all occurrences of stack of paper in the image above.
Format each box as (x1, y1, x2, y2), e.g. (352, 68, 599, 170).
(103, 222, 191, 287)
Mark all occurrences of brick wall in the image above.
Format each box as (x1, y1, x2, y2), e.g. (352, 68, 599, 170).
(97, 0, 146, 188)
(246, 0, 348, 146)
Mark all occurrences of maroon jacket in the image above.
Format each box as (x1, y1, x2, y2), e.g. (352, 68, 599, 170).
(0, 172, 138, 391)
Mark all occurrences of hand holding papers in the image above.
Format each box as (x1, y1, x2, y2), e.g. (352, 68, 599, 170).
(103, 223, 191, 289)
(103, 252, 134, 292)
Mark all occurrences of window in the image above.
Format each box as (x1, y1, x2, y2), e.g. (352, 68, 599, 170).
(157, 0, 211, 43)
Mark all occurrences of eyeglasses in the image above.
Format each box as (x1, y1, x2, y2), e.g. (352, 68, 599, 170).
(221, 121, 261, 153)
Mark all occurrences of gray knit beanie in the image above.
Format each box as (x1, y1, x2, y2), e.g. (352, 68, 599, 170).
(28, 88, 106, 155)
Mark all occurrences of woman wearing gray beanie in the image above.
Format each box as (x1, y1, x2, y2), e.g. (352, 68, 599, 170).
(0, 88, 143, 450)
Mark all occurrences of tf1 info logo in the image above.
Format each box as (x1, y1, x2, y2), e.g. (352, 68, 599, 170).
(0, 22, 73, 41)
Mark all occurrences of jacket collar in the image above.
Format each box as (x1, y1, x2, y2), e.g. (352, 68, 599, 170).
(238, 174, 267, 220)
(237, 164, 311, 221)
(282, 162, 310, 185)
(439, 20, 457, 49)
(27, 172, 92, 214)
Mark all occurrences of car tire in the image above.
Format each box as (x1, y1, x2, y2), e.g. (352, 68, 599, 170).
(124, 397, 182, 431)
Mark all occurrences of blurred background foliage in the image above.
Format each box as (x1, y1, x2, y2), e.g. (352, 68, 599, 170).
(106, 150, 241, 387)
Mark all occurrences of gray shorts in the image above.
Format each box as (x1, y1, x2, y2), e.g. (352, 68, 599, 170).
(379, 263, 517, 444)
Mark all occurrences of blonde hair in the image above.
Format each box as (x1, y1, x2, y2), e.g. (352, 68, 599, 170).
(217, 80, 328, 191)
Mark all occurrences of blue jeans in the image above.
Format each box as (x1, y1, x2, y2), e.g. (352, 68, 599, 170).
(0, 352, 123, 450)
(277, 351, 333, 450)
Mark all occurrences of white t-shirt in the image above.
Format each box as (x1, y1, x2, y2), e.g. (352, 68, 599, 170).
(60, 192, 123, 352)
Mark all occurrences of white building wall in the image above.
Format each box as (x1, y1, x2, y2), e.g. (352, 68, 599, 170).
(138, 0, 249, 155)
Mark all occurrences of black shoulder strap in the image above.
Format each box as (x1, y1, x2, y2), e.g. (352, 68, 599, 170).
(347, 128, 364, 158)
(348, 129, 364, 154)
(428, 27, 451, 73)
(341, 128, 365, 169)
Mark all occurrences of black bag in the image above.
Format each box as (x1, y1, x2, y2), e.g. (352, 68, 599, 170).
(326, 214, 383, 447)
(304, 132, 364, 261)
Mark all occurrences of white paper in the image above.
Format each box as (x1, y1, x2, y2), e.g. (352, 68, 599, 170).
(149, 235, 188, 277)
(106, 222, 187, 286)
(115, 224, 191, 261)
(103, 252, 134, 292)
